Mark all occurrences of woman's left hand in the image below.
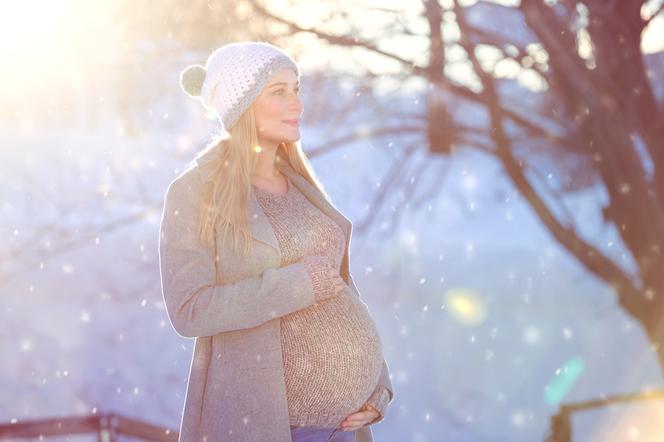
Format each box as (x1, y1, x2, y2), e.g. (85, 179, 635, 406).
(339, 403, 380, 431)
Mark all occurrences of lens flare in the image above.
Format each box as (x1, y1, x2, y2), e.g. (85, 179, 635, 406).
(545, 356, 585, 405)
(444, 288, 487, 326)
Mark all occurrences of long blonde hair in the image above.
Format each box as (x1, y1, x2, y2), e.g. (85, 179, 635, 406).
(193, 104, 331, 257)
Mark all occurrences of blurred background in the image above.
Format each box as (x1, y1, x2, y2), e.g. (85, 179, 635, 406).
(2, 0, 664, 441)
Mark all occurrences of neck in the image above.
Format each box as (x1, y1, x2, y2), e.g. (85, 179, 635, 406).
(252, 141, 283, 181)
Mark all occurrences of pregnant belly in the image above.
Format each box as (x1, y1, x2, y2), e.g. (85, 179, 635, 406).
(280, 289, 384, 416)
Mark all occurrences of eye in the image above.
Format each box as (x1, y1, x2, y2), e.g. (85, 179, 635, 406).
(273, 87, 300, 95)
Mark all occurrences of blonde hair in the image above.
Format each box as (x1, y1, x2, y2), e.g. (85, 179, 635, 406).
(193, 104, 331, 257)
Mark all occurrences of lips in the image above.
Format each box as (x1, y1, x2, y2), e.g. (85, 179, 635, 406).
(283, 120, 299, 126)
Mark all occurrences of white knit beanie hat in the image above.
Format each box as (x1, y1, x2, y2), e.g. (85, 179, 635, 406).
(179, 41, 300, 131)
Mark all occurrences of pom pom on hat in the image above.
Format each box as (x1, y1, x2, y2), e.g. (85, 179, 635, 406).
(180, 64, 206, 98)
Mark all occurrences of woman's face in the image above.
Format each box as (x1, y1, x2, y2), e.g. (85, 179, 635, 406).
(252, 68, 302, 148)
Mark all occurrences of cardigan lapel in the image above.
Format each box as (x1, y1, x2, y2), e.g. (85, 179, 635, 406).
(247, 192, 283, 258)
(195, 145, 352, 263)
(246, 160, 352, 262)
(195, 146, 282, 258)
(276, 158, 352, 239)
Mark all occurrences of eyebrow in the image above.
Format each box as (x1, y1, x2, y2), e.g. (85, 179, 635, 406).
(268, 81, 300, 88)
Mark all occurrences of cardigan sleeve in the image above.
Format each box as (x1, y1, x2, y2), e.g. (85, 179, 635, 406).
(158, 177, 317, 338)
(301, 255, 348, 302)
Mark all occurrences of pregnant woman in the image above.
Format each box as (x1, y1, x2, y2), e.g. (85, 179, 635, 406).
(159, 42, 393, 442)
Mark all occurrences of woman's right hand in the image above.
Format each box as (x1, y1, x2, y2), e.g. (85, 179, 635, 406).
(300, 255, 348, 302)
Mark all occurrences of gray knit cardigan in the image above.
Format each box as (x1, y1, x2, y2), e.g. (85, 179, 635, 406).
(158, 147, 394, 441)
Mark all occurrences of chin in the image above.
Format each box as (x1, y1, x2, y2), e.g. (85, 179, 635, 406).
(283, 133, 301, 143)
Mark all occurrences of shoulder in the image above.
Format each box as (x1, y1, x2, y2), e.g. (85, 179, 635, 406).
(164, 162, 204, 202)
(159, 163, 207, 237)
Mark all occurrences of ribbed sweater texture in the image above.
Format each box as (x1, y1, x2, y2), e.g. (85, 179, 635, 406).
(253, 178, 384, 428)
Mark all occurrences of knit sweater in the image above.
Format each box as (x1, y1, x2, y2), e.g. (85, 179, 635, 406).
(253, 177, 386, 428)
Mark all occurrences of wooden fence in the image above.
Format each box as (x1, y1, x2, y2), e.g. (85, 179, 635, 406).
(0, 412, 178, 441)
(545, 390, 664, 441)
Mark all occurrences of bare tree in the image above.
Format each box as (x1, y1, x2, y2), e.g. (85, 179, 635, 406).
(246, 0, 664, 371)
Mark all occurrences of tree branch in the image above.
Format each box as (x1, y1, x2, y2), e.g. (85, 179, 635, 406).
(453, 0, 646, 318)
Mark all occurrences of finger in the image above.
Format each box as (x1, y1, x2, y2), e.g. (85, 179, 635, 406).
(341, 418, 372, 432)
(345, 411, 377, 423)
(342, 411, 367, 422)
(341, 414, 369, 424)
(340, 420, 368, 431)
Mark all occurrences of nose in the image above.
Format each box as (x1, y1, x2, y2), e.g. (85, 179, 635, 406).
(290, 93, 303, 112)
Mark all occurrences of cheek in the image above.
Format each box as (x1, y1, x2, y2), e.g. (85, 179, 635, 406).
(255, 98, 286, 130)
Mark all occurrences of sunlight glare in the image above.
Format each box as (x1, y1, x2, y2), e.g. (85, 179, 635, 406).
(444, 288, 487, 326)
(0, 0, 117, 107)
